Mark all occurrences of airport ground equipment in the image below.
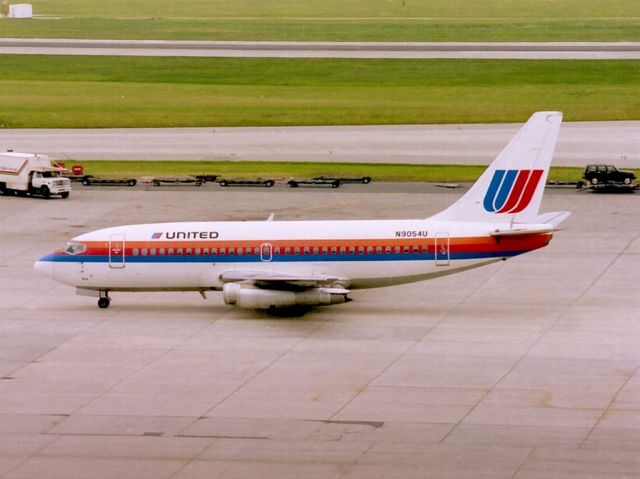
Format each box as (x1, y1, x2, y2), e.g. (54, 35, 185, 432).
(152, 176, 203, 187)
(81, 175, 137, 187)
(577, 164, 638, 191)
(314, 175, 371, 184)
(288, 178, 341, 188)
(0, 151, 71, 199)
(219, 179, 275, 187)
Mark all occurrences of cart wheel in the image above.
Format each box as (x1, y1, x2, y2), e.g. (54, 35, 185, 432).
(220, 180, 228, 187)
(128, 179, 137, 187)
(195, 181, 203, 187)
(265, 180, 275, 187)
(82, 178, 91, 186)
(332, 181, 340, 188)
(289, 181, 298, 188)
(362, 176, 372, 184)
(154, 181, 161, 187)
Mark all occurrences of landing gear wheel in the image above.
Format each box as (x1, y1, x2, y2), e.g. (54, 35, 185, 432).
(98, 297, 110, 309)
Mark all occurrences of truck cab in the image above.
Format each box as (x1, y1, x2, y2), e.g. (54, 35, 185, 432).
(29, 170, 71, 198)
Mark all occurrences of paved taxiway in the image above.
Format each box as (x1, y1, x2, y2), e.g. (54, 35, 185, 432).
(1, 39, 640, 59)
(1, 186, 639, 478)
(2, 121, 639, 168)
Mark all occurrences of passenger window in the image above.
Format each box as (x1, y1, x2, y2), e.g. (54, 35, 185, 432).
(142, 248, 148, 256)
(349, 246, 355, 254)
(394, 246, 401, 253)
(229, 248, 235, 255)
(185, 248, 192, 255)
(304, 247, 310, 254)
(150, 248, 157, 255)
(340, 246, 346, 254)
(220, 248, 226, 255)
(211, 247, 217, 255)
(274, 247, 281, 254)
(422, 245, 428, 253)
(203, 248, 209, 255)
(322, 246, 328, 254)
(385, 246, 391, 253)
(294, 247, 301, 254)
(195, 248, 201, 255)
(358, 246, 364, 254)
(376, 246, 382, 253)
(413, 246, 419, 253)
(133, 248, 139, 256)
(168, 248, 174, 255)
(160, 248, 166, 255)
(367, 246, 373, 253)
(404, 246, 410, 253)
(285, 247, 291, 255)
(313, 247, 319, 254)
(331, 246, 337, 254)
(177, 248, 183, 255)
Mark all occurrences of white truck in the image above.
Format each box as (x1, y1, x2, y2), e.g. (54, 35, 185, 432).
(0, 151, 71, 199)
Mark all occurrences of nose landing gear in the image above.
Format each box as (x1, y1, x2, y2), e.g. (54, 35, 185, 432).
(97, 292, 111, 309)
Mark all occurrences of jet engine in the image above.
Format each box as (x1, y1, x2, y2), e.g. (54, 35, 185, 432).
(222, 283, 349, 310)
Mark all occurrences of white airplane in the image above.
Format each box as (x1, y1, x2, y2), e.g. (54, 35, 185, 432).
(35, 112, 569, 311)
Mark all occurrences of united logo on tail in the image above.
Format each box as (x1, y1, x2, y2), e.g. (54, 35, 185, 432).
(483, 169, 544, 214)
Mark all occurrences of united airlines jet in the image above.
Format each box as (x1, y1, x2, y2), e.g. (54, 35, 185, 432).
(35, 112, 569, 310)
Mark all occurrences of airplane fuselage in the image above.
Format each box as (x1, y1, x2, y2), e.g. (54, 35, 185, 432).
(38, 218, 552, 293)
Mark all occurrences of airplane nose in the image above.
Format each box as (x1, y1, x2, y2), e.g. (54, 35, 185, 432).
(34, 260, 54, 278)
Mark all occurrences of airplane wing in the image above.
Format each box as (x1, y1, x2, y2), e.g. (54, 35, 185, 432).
(219, 269, 350, 292)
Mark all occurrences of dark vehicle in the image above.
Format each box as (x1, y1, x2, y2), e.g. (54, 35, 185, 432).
(582, 164, 636, 186)
(81, 175, 137, 187)
(152, 176, 202, 187)
(193, 174, 218, 183)
(218, 179, 275, 187)
(288, 179, 341, 188)
(313, 176, 371, 184)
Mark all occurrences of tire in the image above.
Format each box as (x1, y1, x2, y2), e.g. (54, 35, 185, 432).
(82, 178, 91, 186)
(61, 192, 70, 199)
(154, 181, 161, 187)
(41, 186, 50, 199)
(591, 178, 598, 185)
(97, 297, 110, 309)
(576, 182, 583, 190)
(265, 180, 275, 188)
(219, 180, 228, 187)
(128, 179, 137, 187)
(362, 176, 372, 184)
(195, 181, 202, 187)
(289, 181, 298, 188)
(332, 181, 340, 188)
(624, 177, 631, 185)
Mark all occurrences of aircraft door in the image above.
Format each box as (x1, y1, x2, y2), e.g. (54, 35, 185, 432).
(109, 234, 126, 269)
(434, 232, 450, 266)
(260, 242, 272, 262)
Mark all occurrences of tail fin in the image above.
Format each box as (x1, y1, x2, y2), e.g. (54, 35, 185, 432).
(430, 111, 563, 224)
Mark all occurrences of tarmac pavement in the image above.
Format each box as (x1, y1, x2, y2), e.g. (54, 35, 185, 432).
(0, 187, 639, 478)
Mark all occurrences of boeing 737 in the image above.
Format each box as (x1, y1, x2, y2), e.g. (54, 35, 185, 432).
(34, 112, 570, 311)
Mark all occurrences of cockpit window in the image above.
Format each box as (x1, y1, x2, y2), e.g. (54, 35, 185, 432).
(63, 241, 86, 255)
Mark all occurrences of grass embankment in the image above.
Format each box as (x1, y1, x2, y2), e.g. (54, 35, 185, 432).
(0, 57, 638, 128)
(3, 0, 639, 41)
(65, 160, 587, 184)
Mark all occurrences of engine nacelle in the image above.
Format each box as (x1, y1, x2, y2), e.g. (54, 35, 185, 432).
(223, 283, 348, 309)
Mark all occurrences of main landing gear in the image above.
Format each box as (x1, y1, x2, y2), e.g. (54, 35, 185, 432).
(97, 292, 111, 309)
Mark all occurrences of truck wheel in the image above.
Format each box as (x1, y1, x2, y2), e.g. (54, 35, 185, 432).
(591, 178, 598, 185)
(41, 186, 50, 198)
(624, 177, 631, 185)
(61, 192, 70, 199)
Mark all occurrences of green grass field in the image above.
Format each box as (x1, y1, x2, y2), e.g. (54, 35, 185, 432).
(63, 160, 589, 184)
(1, 0, 638, 41)
(1, 56, 638, 128)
